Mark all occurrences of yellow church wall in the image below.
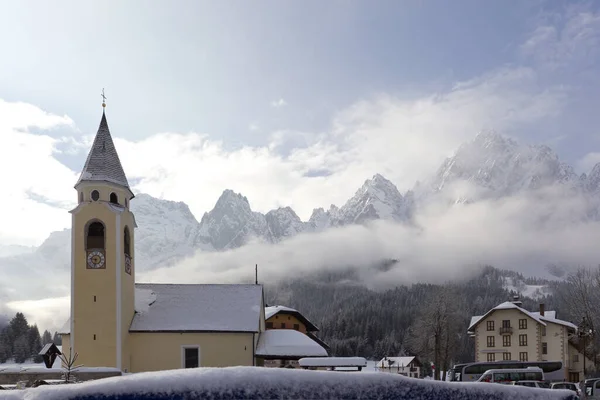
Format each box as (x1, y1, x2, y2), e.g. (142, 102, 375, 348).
(129, 332, 256, 372)
(61, 334, 71, 359)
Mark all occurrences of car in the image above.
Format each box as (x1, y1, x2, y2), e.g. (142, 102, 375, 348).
(511, 380, 551, 389)
(551, 382, 581, 397)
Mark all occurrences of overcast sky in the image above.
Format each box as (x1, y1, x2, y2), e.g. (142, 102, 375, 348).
(1, 0, 600, 248)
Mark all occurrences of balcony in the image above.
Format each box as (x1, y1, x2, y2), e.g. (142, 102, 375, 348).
(499, 327, 513, 334)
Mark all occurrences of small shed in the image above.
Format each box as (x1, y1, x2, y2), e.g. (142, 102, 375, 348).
(38, 343, 62, 369)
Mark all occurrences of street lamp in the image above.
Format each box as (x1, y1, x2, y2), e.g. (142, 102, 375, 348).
(578, 317, 593, 379)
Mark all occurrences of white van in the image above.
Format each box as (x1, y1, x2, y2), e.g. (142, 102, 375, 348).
(476, 367, 544, 384)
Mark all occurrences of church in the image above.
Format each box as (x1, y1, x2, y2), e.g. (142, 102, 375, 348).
(58, 102, 267, 373)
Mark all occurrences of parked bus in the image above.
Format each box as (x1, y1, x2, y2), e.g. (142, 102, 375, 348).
(450, 361, 563, 382)
(476, 367, 544, 384)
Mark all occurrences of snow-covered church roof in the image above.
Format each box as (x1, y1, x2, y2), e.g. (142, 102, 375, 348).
(75, 111, 130, 190)
(130, 284, 263, 332)
(61, 284, 263, 334)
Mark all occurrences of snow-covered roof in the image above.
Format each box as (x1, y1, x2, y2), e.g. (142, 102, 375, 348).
(468, 301, 547, 332)
(255, 329, 328, 358)
(130, 283, 263, 332)
(532, 312, 578, 330)
(299, 357, 367, 367)
(75, 111, 130, 190)
(58, 318, 71, 335)
(264, 305, 319, 331)
(375, 356, 418, 368)
(265, 305, 297, 320)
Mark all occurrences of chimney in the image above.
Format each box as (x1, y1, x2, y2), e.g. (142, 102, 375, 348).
(539, 303, 545, 317)
(511, 295, 523, 307)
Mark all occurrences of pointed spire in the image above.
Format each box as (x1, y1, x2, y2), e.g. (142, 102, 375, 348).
(75, 110, 130, 189)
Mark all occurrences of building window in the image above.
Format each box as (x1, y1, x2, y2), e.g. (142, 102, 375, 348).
(503, 352, 511, 361)
(124, 227, 131, 256)
(79, 192, 83, 203)
(86, 220, 105, 250)
(266, 322, 273, 329)
(519, 334, 527, 346)
(125, 198, 128, 208)
(503, 335, 511, 347)
(573, 354, 579, 363)
(91, 190, 100, 201)
(541, 326, 546, 336)
(519, 352, 528, 362)
(182, 346, 199, 368)
(519, 319, 527, 329)
(487, 353, 495, 362)
(280, 323, 285, 328)
(487, 336, 495, 347)
(294, 324, 300, 330)
(502, 320, 510, 328)
(542, 342, 547, 355)
(487, 321, 494, 331)
(110, 192, 118, 204)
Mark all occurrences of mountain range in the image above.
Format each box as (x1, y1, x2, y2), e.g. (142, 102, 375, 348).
(1, 131, 599, 302)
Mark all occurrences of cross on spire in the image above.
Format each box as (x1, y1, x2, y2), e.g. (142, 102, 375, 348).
(101, 88, 107, 108)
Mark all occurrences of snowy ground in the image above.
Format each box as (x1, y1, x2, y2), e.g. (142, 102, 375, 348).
(0, 366, 578, 400)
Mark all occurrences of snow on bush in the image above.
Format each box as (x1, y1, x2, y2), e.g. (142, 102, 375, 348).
(10, 367, 577, 400)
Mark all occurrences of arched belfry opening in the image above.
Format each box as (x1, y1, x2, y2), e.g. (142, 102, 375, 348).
(124, 227, 131, 256)
(110, 192, 118, 205)
(86, 221, 105, 250)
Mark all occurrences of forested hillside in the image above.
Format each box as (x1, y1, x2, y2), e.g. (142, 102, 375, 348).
(265, 265, 557, 373)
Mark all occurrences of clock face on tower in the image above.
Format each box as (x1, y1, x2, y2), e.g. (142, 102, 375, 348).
(87, 250, 106, 269)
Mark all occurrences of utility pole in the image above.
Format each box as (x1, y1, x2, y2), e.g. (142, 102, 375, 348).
(255, 264, 258, 285)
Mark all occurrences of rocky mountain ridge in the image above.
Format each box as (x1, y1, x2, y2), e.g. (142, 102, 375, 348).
(2, 131, 600, 281)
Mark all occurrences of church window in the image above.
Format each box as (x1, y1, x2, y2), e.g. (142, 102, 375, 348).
(86, 221, 105, 250)
(124, 227, 131, 256)
(266, 322, 273, 329)
(79, 192, 83, 203)
(125, 198, 128, 208)
(182, 346, 199, 368)
(110, 192, 118, 204)
(91, 190, 100, 201)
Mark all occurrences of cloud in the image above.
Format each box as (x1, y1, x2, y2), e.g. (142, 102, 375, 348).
(579, 152, 600, 172)
(0, 100, 78, 246)
(3, 296, 69, 334)
(520, 7, 600, 71)
(140, 182, 600, 290)
(0, 62, 567, 247)
(270, 98, 287, 108)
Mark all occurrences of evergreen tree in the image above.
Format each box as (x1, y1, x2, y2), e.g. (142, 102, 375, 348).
(52, 331, 62, 345)
(8, 313, 29, 348)
(13, 334, 30, 363)
(41, 330, 53, 346)
(28, 325, 43, 363)
(0, 329, 11, 363)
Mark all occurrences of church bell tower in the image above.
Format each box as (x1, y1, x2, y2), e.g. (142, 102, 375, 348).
(69, 98, 136, 371)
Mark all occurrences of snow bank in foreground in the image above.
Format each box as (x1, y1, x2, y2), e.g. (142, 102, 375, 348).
(11, 367, 577, 400)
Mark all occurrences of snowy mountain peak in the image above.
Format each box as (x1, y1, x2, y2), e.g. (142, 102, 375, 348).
(335, 174, 409, 225)
(430, 131, 580, 197)
(587, 163, 600, 192)
(265, 207, 304, 239)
